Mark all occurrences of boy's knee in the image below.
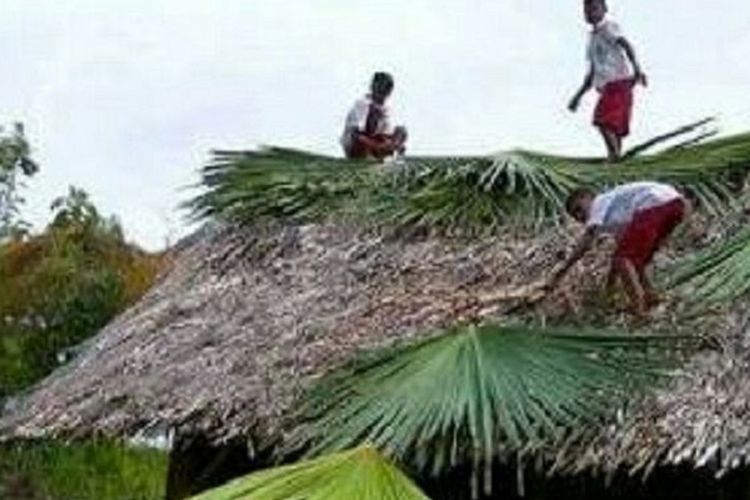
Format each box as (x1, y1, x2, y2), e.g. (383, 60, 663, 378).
(612, 256, 633, 275)
(393, 126, 408, 143)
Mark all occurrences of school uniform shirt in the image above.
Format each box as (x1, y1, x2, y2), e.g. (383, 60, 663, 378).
(586, 182, 682, 235)
(588, 18, 633, 90)
(340, 96, 391, 152)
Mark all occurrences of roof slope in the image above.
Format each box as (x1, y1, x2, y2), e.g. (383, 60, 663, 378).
(0, 223, 577, 445)
(2, 219, 749, 475)
(570, 330, 750, 476)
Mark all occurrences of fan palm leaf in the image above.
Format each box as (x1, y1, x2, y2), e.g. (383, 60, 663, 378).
(668, 225, 750, 304)
(190, 446, 430, 500)
(289, 324, 674, 482)
(386, 152, 583, 232)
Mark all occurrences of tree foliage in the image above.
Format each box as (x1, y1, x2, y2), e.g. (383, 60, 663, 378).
(0, 187, 165, 395)
(0, 123, 38, 241)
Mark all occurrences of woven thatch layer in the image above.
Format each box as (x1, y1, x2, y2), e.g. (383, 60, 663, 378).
(0, 224, 588, 444)
(569, 324, 750, 476)
(2, 222, 748, 476)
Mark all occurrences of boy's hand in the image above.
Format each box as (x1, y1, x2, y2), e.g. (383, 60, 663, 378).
(634, 70, 648, 87)
(568, 96, 581, 112)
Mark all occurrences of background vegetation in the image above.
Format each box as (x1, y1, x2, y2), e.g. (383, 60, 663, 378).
(0, 126, 168, 500)
(0, 186, 165, 395)
(0, 441, 167, 500)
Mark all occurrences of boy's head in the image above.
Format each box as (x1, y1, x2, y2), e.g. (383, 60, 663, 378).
(584, 0, 607, 25)
(370, 72, 395, 103)
(565, 187, 596, 223)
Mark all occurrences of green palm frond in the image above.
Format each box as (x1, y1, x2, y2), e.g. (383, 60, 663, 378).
(186, 148, 585, 232)
(621, 117, 717, 160)
(186, 148, 381, 224)
(190, 446, 430, 500)
(187, 130, 750, 231)
(583, 132, 750, 215)
(290, 324, 674, 479)
(387, 152, 583, 232)
(668, 225, 750, 304)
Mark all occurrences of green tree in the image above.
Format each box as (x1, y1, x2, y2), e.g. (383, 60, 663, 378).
(0, 186, 164, 395)
(0, 123, 38, 241)
(49, 186, 123, 240)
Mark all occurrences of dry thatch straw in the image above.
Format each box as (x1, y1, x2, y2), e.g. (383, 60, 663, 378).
(1, 220, 749, 476)
(561, 312, 750, 477)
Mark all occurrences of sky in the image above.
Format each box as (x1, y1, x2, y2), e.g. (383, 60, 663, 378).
(0, 1, 748, 250)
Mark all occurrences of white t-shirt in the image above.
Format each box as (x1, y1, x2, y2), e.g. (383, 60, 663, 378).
(587, 182, 682, 234)
(340, 96, 392, 151)
(587, 19, 633, 90)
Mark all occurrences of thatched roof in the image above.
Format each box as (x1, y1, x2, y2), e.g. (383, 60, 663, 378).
(568, 327, 750, 477)
(2, 220, 749, 476)
(0, 224, 569, 440)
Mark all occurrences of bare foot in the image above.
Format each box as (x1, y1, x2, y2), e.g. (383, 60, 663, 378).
(628, 306, 651, 325)
(645, 292, 663, 310)
(625, 297, 651, 321)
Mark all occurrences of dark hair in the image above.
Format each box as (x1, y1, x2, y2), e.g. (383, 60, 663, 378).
(371, 72, 395, 97)
(585, 0, 607, 8)
(565, 187, 595, 215)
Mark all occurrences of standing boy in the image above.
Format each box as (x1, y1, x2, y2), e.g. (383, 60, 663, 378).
(341, 72, 408, 161)
(547, 182, 689, 317)
(568, 0, 647, 162)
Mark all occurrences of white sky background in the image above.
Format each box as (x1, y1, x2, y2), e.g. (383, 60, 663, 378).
(0, 1, 748, 250)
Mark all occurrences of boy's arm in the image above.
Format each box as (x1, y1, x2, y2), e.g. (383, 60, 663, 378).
(616, 37, 647, 86)
(568, 64, 594, 112)
(546, 226, 598, 290)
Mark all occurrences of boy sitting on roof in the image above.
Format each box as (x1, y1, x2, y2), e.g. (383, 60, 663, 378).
(547, 182, 690, 317)
(568, 0, 647, 162)
(341, 72, 408, 161)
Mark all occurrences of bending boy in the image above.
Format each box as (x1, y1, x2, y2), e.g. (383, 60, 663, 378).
(548, 182, 689, 316)
(341, 72, 408, 161)
(568, 0, 647, 162)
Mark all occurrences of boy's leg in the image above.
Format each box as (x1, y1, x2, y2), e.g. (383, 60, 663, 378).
(637, 200, 689, 308)
(612, 257, 648, 315)
(374, 136, 401, 159)
(614, 200, 687, 313)
(598, 128, 621, 162)
(614, 135, 623, 159)
(392, 126, 408, 155)
(637, 268, 661, 308)
(345, 137, 367, 159)
(612, 209, 653, 315)
(352, 134, 396, 160)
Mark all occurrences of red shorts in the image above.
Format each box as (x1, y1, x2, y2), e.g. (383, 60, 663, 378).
(594, 79, 634, 138)
(614, 198, 686, 271)
(346, 133, 391, 160)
